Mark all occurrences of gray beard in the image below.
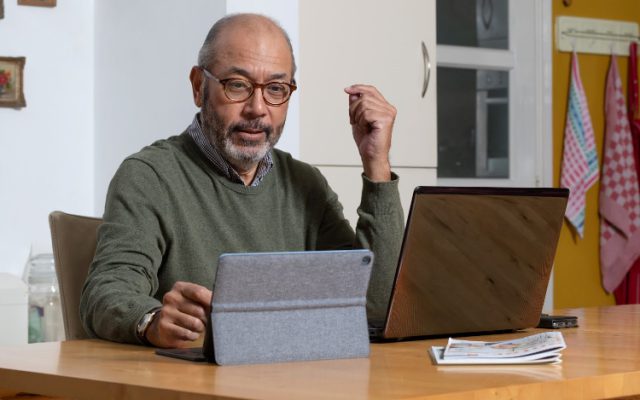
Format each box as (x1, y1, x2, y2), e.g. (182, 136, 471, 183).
(200, 84, 284, 171)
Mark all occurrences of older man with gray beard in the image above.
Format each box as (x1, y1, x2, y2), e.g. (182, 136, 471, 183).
(80, 13, 404, 348)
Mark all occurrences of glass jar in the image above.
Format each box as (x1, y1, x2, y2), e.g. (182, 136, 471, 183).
(24, 253, 65, 343)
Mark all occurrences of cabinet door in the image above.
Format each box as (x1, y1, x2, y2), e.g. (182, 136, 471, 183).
(299, 0, 437, 169)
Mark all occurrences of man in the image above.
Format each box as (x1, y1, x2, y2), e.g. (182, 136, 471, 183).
(80, 13, 404, 348)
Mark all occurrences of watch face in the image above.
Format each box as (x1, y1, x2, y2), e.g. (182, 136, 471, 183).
(136, 315, 149, 336)
(137, 310, 158, 338)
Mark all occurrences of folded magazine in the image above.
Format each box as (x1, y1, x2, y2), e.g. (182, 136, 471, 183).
(430, 332, 566, 365)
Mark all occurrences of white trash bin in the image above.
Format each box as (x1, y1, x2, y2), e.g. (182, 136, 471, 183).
(0, 273, 28, 346)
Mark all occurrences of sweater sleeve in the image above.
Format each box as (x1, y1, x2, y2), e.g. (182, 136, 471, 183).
(80, 158, 166, 344)
(355, 173, 404, 322)
(316, 172, 404, 323)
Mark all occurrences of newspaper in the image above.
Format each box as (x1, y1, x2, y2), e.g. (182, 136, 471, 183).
(430, 332, 566, 365)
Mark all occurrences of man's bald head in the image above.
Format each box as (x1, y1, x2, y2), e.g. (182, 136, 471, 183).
(197, 13, 296, 78)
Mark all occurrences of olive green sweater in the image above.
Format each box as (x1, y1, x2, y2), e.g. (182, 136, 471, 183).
(80, 132, 404, 344)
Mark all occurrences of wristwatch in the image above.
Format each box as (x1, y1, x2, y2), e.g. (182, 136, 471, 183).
(136, 308, 161, 343)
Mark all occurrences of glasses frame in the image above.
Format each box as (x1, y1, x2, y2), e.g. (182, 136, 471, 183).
(200, 67, 297, 106)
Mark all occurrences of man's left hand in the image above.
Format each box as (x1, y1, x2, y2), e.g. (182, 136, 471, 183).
(345, 84, 396, 182)
(145, 281, 212, 348)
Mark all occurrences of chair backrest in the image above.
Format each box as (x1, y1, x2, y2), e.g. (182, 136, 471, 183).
(49, 211, 103, 340)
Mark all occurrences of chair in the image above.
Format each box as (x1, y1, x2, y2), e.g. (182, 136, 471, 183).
(48, 211, 103, 340)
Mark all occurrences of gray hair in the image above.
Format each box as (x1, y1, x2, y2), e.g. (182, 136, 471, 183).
(197, 13, 297, 78)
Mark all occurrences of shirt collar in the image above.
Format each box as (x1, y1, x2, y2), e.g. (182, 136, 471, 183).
(187, 113, 273, 187)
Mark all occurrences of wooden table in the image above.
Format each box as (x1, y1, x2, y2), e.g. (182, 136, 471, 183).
(0, 305, 639, 400)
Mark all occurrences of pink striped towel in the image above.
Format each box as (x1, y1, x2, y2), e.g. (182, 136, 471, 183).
(561, 52, 599, 238)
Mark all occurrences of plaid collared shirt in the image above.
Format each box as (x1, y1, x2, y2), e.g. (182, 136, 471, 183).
(187, 114, 273, 187)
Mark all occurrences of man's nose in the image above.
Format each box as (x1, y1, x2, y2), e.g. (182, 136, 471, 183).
(242, 88, 268, 118)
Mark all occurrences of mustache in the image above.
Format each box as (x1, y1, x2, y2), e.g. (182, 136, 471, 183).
(229, 120, 273, 137)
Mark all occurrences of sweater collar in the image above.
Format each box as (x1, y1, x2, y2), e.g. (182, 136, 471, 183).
(187, 113, 273, 187)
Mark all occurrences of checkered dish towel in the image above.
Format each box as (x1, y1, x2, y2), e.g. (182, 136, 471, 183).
(561, 52, 599, 238)
(600, 54, 640, 293)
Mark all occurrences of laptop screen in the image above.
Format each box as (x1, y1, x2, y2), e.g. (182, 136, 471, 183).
(383, 187, 569, 339)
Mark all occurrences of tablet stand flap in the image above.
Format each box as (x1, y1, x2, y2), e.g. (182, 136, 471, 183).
(210, 250, 373, 365)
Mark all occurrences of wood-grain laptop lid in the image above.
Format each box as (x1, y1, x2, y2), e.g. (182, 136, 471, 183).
(382, 187, 569, 339)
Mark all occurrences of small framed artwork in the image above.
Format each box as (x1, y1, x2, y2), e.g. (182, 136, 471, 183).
(0, 0, 4, 19)
(18, 0, 56, 7)
(0, 57, 26, 108)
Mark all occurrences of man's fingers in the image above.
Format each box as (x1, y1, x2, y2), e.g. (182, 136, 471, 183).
(146, 310, 201, 348)
(350, 102, 393, 129)
(169, 313, 205, 336)
(348, 97, 380, 123)
(347, 90, 396, 127)
(344, 84, 380, 96)
(344, 84, 395, 182)
(173, 281, 213, 309)
(162, 290, 205, 322)
(146, 282, 213, 348)
(162, 283, 210, 325)
(148, 307, 203, 348)
(170, 295, 208, 322)
(157, 315, 200, 339)
(345, 84, 388, 103)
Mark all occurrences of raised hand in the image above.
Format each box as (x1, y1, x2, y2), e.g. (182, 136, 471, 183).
(345, 84, 397, 182)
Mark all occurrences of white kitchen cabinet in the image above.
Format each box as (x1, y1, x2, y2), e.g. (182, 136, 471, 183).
(299, 0, 438, 223)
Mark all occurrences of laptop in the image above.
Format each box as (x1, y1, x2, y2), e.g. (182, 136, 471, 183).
(156, 249, 373, 363)
(369, 186, 569, 340)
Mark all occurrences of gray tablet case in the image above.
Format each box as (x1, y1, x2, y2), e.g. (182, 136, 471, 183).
(210, 250, 374, 365)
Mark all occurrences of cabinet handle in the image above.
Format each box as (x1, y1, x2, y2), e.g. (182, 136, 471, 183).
(421, 41, 431, 98)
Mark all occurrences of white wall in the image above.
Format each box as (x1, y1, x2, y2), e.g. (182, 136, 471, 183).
(0, 0, 299, 278)
(0, 0, 94, 277)
(93, 0, 226, 214)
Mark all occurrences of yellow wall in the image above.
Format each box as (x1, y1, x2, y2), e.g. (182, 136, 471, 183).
(552, 0, 640, 308)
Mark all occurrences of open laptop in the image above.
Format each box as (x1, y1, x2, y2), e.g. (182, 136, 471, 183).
(369, 186, 569, 340)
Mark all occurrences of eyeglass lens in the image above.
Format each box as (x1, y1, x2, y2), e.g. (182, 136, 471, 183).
(224, 79, 291, 105)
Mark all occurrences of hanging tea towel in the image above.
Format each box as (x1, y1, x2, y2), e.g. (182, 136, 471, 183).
(560, 52, 599, 238)
(600, 54, 640, 293)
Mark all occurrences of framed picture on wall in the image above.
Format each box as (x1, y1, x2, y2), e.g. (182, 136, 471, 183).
(0, 57, 26, 108)
(0, 0, 4, 19)
(18, 0, 56, 7)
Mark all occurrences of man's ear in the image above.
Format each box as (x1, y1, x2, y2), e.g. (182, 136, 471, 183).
(189, 66, 204, 108)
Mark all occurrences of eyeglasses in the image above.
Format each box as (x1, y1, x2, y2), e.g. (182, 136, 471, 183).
(201, 68, 297, 106)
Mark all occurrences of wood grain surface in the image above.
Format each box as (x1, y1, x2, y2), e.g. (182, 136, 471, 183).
(0, 305, 638, 400)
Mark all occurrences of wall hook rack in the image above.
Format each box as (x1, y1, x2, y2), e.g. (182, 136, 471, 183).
(557, 16, 639, 56)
